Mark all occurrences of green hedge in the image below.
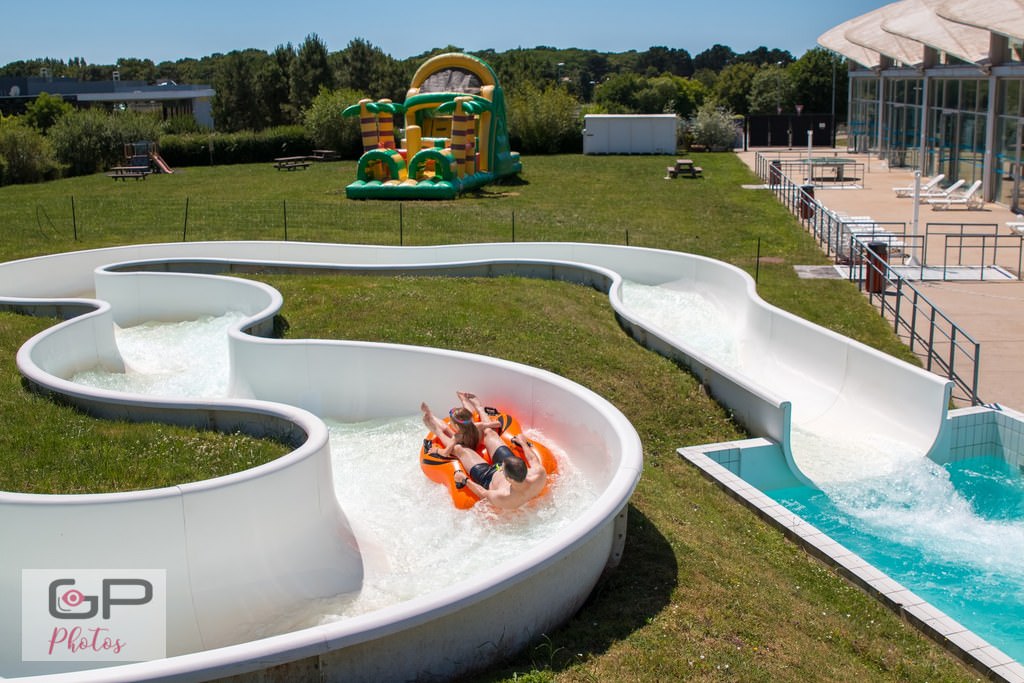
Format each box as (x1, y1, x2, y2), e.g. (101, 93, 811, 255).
(159, 126, 314, 167)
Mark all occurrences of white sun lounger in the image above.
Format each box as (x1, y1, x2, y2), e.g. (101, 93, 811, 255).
(915, 178, 965, 202)
(928, 179, 983, 210)
(893, 173, 944, 198)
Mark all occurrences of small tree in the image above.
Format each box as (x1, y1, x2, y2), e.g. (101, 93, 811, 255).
(507, 82, 581, 154)
(713, 62, 758, 117)
(23, 92, 73, 133)
(748, 64, 795, 115)
(302, 87, 365, 159)
(687, 103, 739, 151)
(49, 108, 119, 176)
(290, 34, 334, 114)
(47, 108, 158, 176)
(0, 117, 60, 185)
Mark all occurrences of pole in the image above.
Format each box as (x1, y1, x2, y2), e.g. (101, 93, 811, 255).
(71, 196, 77, 241)
(910, 170, 921, 266)
(755, 238, 761, 283)
(831, 56, 837, 149)
(181, 196, 189, 241)
(807, 130, 814, 186)
(283, 200, 288, 241)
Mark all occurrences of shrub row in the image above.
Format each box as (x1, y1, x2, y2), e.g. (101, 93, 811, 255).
(159, 126, 314, 167)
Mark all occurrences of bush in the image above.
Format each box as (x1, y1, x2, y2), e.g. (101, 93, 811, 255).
(686, 103, 741, 151)
(49, 109, 162, 177)
(159, 133, 213, 167)
(507, 83, 582, 154)
(159, 126, 314, 167)
(49, 109, 119, 176)
(0, 118, 61, 185)
(303, 88, 365, 160)
(162, 114, 205, 135)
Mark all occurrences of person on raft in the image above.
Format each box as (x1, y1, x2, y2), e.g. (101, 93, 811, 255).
(421, 395, 547, 510)
(424, 391, 502, 447)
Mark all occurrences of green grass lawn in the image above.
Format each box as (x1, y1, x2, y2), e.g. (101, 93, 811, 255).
(0, 154, 976, 681)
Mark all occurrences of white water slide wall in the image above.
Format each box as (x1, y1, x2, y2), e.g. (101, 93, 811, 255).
(0, 241, 949, 681)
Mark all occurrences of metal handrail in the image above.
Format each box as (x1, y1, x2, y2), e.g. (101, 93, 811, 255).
(753, 151, 983, 405)
(850, 237, 981, 405)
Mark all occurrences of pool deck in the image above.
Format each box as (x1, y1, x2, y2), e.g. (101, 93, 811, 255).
(736, 148, 1024, 411)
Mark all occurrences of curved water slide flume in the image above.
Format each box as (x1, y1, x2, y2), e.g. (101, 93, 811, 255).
(0, 241, 948, 681)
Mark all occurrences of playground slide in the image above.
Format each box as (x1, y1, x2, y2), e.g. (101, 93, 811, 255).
(151, 152, 174, 174)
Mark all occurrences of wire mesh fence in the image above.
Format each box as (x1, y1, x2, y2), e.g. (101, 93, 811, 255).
(0, 196, 624, 253)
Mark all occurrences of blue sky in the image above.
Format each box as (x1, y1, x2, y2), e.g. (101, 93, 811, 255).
(3, 0, 890, 66)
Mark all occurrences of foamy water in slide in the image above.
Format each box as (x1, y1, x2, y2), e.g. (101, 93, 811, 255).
(71, 313, 598, 639)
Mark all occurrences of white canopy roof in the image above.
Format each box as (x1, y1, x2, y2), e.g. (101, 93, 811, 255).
(818, 0, 997, 68)
(882, 0, 991, 64)
(936, 0, 1024, 40)
(848, 1, 926, 67)
(818, 17, 883, 68)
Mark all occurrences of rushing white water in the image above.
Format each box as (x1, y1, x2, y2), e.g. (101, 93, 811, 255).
(823, 455, 1024, 578)
(623, 278, 1024, 656)
(620, 281, 741, 368)
(70, 313, 598, 638)
(620, 279, 927, 484)
(72, 313, 247, 399)
(61, 283, 1024, 660)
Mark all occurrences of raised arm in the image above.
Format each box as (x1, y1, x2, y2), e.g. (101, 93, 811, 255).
(511, 435, 543, 467)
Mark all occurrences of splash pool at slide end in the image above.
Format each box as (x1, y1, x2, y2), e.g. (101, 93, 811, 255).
(0, 241, 959, 681)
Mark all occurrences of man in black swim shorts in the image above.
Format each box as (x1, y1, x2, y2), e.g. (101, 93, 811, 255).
(449, 432, 544, 510)
(466, 444, 527, 489)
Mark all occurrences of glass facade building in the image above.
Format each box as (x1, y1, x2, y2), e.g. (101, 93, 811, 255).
(823, 2, 1024, 211)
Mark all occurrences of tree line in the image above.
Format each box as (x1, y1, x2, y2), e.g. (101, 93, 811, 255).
(2, 37, 847, 125)
(0, 37, 847, 185)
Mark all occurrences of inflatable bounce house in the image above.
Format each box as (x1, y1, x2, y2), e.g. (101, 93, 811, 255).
(343, 53, 521, 199)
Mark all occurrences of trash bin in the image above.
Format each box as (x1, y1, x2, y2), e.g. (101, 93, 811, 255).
(800, 184, 815, 219)
(769, 159, 781, 186)
(865, 241, 888, 294)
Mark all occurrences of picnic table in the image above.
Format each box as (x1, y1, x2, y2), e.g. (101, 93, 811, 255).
(106, 166, 151, 181)
(665, 159, 703, 179)
(274, 156, 312, 171)
(310, 149, 338, 161)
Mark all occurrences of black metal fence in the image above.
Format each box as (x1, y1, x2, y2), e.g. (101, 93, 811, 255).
(849, 236, 981, 405)
(753, 151, 983, 404)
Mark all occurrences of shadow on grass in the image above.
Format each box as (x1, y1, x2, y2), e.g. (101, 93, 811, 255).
(464, 504, 677, 680)
(463, 175, 531, 199)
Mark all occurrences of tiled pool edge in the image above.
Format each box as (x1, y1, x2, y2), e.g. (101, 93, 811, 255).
(679, 439, 1024, 683)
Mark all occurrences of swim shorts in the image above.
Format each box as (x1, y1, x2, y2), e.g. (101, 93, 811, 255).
(468, 446, 518, 489)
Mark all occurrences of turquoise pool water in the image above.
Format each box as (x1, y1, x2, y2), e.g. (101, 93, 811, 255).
(770, 455, 1024, 662)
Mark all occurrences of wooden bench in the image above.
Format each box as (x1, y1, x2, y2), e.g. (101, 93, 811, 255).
(106, 166, 151, 181)
(274, 156, 312, 171)
(310, 149, 338, 161)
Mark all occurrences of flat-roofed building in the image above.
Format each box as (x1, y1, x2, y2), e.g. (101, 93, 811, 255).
(0, 75, 214, 129)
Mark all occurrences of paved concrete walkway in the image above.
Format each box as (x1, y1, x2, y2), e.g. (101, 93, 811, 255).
(736, 148, 1024, 409)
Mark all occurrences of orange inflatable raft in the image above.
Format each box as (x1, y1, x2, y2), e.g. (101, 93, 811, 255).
(420, 406, 558, 509)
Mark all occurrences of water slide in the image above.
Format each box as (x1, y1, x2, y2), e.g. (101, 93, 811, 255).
(0, 241, 949, 681)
